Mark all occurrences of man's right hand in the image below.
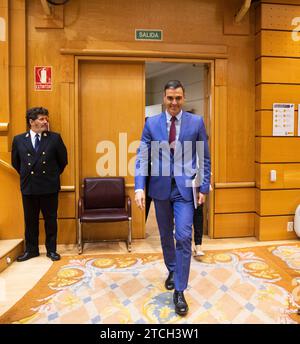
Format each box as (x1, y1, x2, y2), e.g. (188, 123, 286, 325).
(135, 190, 145, 210)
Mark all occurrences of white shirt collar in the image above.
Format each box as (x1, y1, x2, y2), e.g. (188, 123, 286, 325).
(166, 110, 182, 122)
(30, 130, 41, 139)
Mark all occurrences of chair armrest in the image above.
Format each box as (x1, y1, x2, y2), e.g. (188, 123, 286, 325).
(78, 197, 84, 219)
(126, 196, 132, 218)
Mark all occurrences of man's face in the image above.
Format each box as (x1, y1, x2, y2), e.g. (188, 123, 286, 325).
(29, 115, 49, 133)
(164, 87, 185, 116)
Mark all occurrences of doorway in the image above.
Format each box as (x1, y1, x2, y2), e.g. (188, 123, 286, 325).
(76, 57, 213, 242)
(144, 61, 211, 238)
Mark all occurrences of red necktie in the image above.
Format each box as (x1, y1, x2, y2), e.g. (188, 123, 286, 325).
(169, 116, 176, 153)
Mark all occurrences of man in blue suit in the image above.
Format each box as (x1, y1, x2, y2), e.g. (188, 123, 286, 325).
(135, 80, 210, 316)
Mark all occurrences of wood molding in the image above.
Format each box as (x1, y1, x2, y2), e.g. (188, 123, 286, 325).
(0, 122, 8, 132)
(0, 158, 15, 173)
(60, 186, 75, 192)
(60, 47, 228, 59)
(215, 182, 255, 188)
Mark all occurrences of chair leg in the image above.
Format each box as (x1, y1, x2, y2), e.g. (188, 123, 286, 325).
(127, 217, 132, 252)
(78, 220, 83, 254)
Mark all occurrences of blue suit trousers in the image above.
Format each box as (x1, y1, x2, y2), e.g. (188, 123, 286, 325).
(153, 181, 194, 291)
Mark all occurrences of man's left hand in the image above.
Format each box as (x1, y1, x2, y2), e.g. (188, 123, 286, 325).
(197, 192, 206, 205)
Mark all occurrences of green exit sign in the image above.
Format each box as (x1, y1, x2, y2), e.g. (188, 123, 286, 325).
(135, 29, 163, 41)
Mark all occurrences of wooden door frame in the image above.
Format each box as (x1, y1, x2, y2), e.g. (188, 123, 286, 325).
(74, 54, 215, 238)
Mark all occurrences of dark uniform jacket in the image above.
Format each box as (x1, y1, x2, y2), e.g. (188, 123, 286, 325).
(11, 131, 68, 195)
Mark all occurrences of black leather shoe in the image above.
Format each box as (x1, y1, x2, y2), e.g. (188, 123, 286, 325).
(173, 290, 189, 316)
(17, 251, 39, 262)
(165, 271, 174, 290)
(46, 252, 61, 261)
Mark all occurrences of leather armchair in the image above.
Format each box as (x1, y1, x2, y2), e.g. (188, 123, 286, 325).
(78, 177, 132, 253)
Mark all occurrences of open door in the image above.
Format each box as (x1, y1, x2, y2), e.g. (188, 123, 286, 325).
(78, 60, 145, 241)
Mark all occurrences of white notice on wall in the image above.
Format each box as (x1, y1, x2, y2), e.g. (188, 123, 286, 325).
(273, 103, 294, 136)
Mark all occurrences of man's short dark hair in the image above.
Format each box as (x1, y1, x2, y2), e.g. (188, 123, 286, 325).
(26, 107, 49, 127)
(164, 80, 185, 95)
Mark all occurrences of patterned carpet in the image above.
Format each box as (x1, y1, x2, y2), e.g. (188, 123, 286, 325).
(1, 244, 300, 324)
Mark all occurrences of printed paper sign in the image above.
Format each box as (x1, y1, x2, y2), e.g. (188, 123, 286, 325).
(34, 66, 52, 90)
(273, 103, 294, 136)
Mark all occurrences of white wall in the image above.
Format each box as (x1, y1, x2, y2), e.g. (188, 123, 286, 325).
(146, 63, 206, 116)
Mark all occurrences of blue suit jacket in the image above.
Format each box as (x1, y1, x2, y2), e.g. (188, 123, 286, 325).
(135, 111, 210, 201)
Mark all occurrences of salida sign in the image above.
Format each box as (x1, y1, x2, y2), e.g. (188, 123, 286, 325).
(34, 66, 52, 90)
(135, 29, 163, 41)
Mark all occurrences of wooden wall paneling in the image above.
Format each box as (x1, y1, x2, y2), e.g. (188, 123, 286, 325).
(215, 188, 255, 213)
(255, 137, 300, 163)
(255, 214, 298, 241)
(9, 2, 26, 143)
(0, 164, 23, 239)
(39, 219, 76, 244)
(255, 3, 261, 35)
(38, 192, 75, 219)
(256, 84, 300, 110)
(259, 31, 300, 58)
(261, 0, 300, 6)
(257, 57, 300, 84)
(214, 213, 255, 238)
(257, 189, 300, 216)
(57, 192, 75, 218)
(223, 0, 250, 35)
(0, 1, 9, 127)
(215, 59, 227, 86)
(60, 82, 75, 187)
(256, 162, 300, 189)
(260, 3, 300, 31)
(214, 85, 227, 183)
(255, 110, 299, 136)
(60, 55, 74, 83)
(226, 39, 255, 182)
(79, 60, 145, 239)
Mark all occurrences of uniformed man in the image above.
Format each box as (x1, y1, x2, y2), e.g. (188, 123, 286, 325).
(11, 107, 68, 261)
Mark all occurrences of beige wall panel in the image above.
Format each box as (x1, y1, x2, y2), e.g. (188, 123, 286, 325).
(257, 31, 300, 58)
(214, 213, 255, 238)
(79, 61, 144, 239)
(0, 165, 23, 239)
(256, 57, 300, 84)
(260, 3, 300, 31)
(255, 137, 300, 163)
(214, 86, 227, 183)
(256, 163, 300, 189)
(215, 188, 255, 213)
(256, 84, 300, 110)
(255, 110, 299, 136)
(255, 214, 298, 241)
(256, 189, 300, 216)
(39, 219, 76, 245)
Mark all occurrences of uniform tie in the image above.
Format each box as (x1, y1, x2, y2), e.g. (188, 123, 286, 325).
(169, 116, 176, 153)
(34, 133, 40, 152)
